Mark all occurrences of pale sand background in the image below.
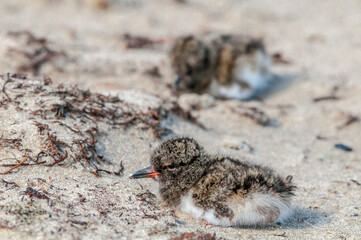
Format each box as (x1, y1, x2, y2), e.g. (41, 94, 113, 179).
(0, 0, 360, 239)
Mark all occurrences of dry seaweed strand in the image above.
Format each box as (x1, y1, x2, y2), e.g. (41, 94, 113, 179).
(122, 33, 169, 49)
(0, 137, 23, 152)
(1, 179, 19, 188)
(170, 101, 206, 129)
(243, 107, 270, 125)
(230, 105, 270, 126)
(0, 162, 46, 167)
(24, 187, 50, 200)
(337, 112, 359, 130)
(350, 179, 361, 186)
(114, 161, 124, 176)
(273, 232, 287, 238)
(169, 232, 216, 240)
(135, 190, 157, 206)
(140, 208, 158, 220)
(96, 161, 124, 177)
(313, 85, 340, 102)
(0, 156, 28, 175)
(271, 52, 291, 64)
(2, 74, 12, 102)
(313, 95, 339, 102)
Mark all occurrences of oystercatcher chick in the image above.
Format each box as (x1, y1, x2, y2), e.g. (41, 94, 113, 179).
(130, 137, 295, 227)
(170, 34, 271, 100)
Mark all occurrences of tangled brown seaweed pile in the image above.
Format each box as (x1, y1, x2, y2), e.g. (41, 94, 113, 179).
(0, 74, 196, 176)
(1, 31, 68, 76)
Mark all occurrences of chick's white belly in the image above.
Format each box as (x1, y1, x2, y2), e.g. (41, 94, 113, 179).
(229, 193, 292, 226)
(208, 67, 269, 100)
(208, 80, 254, 100)
(239, 68, 269, 91)
(179, 191, 292, 227)
(234, 50, 271, 93)
(179, 191, 230, 226)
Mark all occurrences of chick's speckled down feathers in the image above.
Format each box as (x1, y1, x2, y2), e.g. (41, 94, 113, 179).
(132, 137, 295, 227)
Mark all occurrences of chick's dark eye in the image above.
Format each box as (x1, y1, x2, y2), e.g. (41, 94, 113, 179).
(167, 164, 176, 169)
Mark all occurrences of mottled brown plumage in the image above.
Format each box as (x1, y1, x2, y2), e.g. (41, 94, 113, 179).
(130, 137, 295, 226)
(170, 34, 271, 100)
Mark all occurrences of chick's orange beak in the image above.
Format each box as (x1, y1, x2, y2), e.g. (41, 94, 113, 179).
(129, 166, 160, 179)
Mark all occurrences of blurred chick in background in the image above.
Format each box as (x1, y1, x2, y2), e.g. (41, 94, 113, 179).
(170, 34, 271, 100)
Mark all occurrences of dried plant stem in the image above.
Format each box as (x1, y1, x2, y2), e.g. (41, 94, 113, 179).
(0, 156, 28, 175)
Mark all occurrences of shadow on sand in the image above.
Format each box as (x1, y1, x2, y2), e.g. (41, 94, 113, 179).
(279, 206, 329, 229)
(239, 206, 329, 230)
(257, 73, 299, 100)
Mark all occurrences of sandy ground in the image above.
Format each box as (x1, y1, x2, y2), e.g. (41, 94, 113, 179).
(0, 0, 360, 239)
